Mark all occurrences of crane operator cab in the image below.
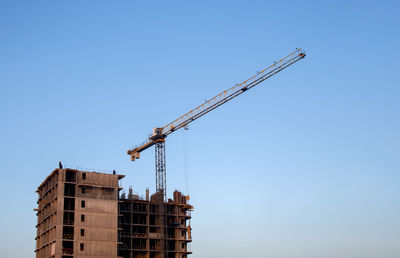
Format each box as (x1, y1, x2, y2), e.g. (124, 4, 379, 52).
(151, 127, 164, 140)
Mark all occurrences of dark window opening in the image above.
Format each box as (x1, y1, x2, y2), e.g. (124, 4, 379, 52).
(82, 173, 86, 180)
(150, 239, 157, 250)
(150, 215, 156, 225)
(150, 205, 159, 213)
(132, 238, 147, 249)
(167, 206, 174, 214)
(63, 226, 74, 240)
(65, 170, 76, 182)
(64, 183, 76, 197)
(63, 211, 75, 225)
(80, 243, 84, 251)
(167, 240, 175, 251)
(80, 228, 84, 236)
(121, 213, 131, 224)
(81, 188, 85, 194)
(132, 203, 147, 212)
(62, 240, 73, 254)
(81, 200, 85, 208)
(81, 214, 85, 222)
(133, 214, 146, 224)
(132, 225, 146, 235)
(167, 228, 175, 238)
(64, 198, 75, 211)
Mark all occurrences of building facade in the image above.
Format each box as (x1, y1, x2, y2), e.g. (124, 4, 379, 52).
(35, 169, 122, 258)
(35, 168, 192, 258)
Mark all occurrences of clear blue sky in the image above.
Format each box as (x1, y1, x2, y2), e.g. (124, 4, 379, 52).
(0, 1, 399, 257)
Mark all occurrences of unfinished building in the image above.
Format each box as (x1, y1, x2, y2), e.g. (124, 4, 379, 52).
(119, 189, 192, 258)
(35, 168, 193, 258)
(35, 168, 122, 258)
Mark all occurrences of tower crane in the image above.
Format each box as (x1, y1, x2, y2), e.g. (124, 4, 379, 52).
(127, 48, 306, 200)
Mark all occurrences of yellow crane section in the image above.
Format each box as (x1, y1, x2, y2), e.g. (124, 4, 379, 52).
(127, 48, 306, 163)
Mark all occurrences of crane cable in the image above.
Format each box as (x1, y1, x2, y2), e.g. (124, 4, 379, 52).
(182, 127, 190, 195)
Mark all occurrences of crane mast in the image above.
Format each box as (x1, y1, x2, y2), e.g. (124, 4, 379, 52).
(127, 48, 306, 201)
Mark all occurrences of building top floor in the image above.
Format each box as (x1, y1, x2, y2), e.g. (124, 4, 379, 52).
(37, 168, 125, 197)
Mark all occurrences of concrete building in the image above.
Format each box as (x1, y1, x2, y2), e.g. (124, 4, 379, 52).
(35, 168, 193, 258)
(118, 190, 193, 258)
(35, 168, 122, 258)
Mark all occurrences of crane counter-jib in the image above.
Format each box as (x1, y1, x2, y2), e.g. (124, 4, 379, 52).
(127, 138, 164, 161)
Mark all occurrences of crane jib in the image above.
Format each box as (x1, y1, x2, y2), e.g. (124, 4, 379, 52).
(161, 50, 305, 136)
(127, 49, 306, 162)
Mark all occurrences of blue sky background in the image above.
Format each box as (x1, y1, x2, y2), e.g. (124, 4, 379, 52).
(0, 1, 399, 257)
